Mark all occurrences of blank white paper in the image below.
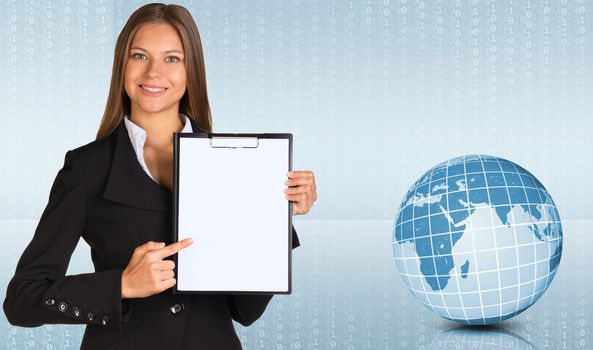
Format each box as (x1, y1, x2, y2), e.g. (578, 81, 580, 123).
(176, 137, 290, 293)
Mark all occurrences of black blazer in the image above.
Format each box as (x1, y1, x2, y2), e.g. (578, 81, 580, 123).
(3, 119, 300, 350)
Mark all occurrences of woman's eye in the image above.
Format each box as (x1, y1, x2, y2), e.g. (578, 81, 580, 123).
(131, 53, 146, 60)
(166, 56, 180, 63)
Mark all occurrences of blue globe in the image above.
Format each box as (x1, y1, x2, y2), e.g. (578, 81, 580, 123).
(392, 155, 563, 325)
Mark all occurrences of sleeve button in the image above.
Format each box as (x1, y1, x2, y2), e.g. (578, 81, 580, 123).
(86, 312, 95, 322)
(58, 302, 68, 312)
(169, 303, 185, 315)
(44, 298, 55, 306)
(101, 315, 110, 325)
(72, 307, 81, 317)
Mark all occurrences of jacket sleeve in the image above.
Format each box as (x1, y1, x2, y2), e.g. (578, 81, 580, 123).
(226, 225, 300, 326)
(3, 150, 128, 334)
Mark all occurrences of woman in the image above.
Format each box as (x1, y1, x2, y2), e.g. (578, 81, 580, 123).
(3, 3, 316, 349)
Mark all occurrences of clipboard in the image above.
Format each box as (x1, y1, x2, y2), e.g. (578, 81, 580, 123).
(172, 132, 293, 295)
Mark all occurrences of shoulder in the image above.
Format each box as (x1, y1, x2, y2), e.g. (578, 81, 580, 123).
(67, 129, 118, 173)
(72, 135, 113, 160)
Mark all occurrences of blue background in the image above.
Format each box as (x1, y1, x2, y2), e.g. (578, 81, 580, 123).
(1, 0, 591, 349)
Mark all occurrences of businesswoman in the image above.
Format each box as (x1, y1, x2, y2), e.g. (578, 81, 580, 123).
(3, 3, 316, 349)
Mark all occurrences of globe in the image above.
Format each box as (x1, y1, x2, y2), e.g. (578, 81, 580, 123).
(392, 155, 563, 325)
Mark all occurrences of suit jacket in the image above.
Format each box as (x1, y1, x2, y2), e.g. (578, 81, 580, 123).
(3, 119, 300, 349)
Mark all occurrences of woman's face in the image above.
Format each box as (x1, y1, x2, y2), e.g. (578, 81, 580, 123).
(124, 22, 186, 118)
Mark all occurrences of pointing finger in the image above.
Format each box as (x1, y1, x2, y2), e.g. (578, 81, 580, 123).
(156, 238, 194, 259)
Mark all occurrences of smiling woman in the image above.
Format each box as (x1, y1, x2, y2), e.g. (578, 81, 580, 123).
(3, 3, 317, 350)
(96, 3, 212, 140)
(122, 22, 190, 192)
(124, 23, 187, 120)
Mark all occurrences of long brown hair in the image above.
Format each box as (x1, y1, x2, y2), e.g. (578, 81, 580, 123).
(96, 3, 211, 140)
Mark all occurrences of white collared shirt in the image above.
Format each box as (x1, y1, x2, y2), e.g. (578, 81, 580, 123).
(123, 114, 193, 183)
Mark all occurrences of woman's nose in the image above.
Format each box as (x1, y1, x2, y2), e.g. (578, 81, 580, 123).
(146, 59, 164, 78)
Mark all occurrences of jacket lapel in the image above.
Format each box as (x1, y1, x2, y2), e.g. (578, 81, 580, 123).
(103, 121, 171, 212)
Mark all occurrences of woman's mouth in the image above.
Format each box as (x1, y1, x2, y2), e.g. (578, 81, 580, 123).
(139, 84, 167, 96)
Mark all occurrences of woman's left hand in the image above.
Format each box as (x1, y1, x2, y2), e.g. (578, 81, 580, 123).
(284, 170, 317, 215)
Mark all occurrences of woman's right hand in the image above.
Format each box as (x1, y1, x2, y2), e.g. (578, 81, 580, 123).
(121, 238, 193, 299)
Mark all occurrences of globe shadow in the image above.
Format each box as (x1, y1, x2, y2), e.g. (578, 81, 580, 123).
(436, 320, 522, 333)
(428, 323, 537, 350)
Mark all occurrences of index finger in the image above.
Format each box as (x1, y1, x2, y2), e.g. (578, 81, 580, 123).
(155, 238, 194, 259)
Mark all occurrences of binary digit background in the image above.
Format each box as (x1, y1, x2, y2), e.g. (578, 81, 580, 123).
(1, 1, 591, 349)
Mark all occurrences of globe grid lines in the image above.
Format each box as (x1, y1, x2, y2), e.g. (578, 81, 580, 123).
(400, 195, 558, 225)
(493, 156, 516, 322)
(460, 157, 489, 322)
(511, 156, 542, 316)
(398, 164, 442, 319)
(525, 171, 541, 309)
(394, 239, 559, 320)
(396, 252, 559, 293)
(392, 154, 562, 324)
(539, 213, 559, 312)
(533, 177, 559, 311)
(395, 236, 562, 277)
(446, 159, 470, 322)
(493, 156, 527, 318)
(389, 274, 557, 298)
(425, 160, 457, 321)
(396, 220, 558, 244)
(392, 192, 436, 317)
(512, 155, 553, 310)
(394, 232, 559, 255)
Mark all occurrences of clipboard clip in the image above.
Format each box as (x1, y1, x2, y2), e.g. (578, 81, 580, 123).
(209, 137, 260, 149)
